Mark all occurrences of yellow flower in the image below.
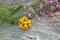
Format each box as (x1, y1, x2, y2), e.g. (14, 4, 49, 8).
(18, 16, 31, 30)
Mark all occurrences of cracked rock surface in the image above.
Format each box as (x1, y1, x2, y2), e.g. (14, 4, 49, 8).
(0, 17, 60, 40)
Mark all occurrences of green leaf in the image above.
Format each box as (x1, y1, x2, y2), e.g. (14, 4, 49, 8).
(6, 17, 18, 24)
(10, 5, 23, 18)
(6, 5, 23, 24)
(0, 15, 3, 24)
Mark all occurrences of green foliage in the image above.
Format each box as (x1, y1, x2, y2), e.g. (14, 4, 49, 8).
(43, 4, 50, 13)
(0, 3, 19, 24)
(0, 3, 9, 24)
(39, 0, 44, 3)
(58, 0, 60, 2)
(6, 5, 23, 24)
(11, 5, 22, 17)
(6, 17, 18, 24)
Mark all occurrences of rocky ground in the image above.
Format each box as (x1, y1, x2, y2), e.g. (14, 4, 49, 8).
(0, 0, 60, 40)
(0, 14, 60, 40)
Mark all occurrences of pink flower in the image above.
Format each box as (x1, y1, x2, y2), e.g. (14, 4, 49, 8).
(28, 13, 32, 17)
(35, 15, 39, 19)
(38, 11, 42, 16)
(56, 2, 60, 9)
(9, 0, 14, 6)
(49, 0, 54, 3)
(49, 13, 55, 17)
(50, 6, 55, 10)
(54, 0, 58, 2)
(38, 4, 43, 9)
(44, 0, 53, 5)
(23, 5, 27, 10)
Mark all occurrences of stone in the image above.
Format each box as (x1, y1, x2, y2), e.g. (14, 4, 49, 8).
(0, 17, 60, 40)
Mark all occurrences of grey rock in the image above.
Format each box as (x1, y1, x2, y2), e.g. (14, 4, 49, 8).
(0, 17, 60, 40)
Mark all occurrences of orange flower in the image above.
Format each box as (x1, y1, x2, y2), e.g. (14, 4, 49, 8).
(18, 16, 31, 30)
